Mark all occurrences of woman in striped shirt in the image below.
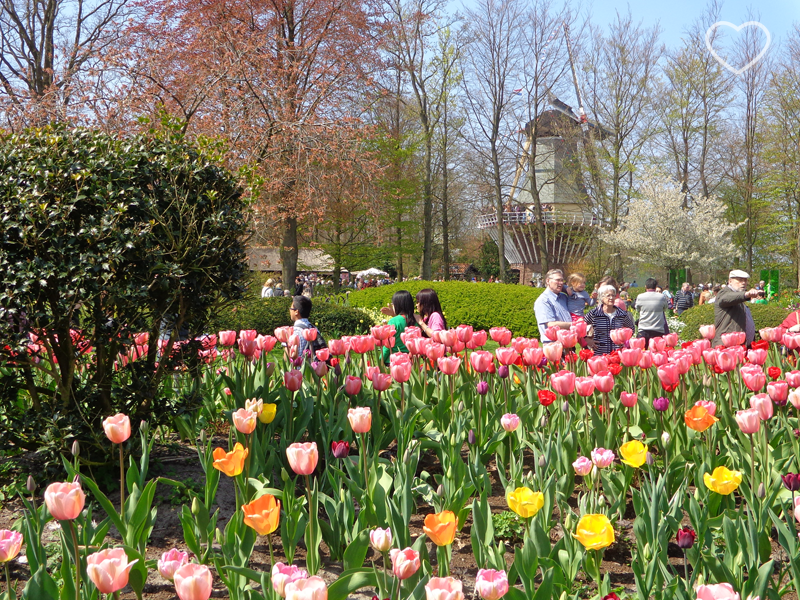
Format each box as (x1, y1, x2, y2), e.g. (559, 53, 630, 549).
(584, 285, 636, 355)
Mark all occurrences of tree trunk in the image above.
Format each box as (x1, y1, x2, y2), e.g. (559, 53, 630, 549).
(332, 228, 342, 293)
(422, 137, 433, 280)
(490, 145, 506, 282)
(442, 161, 450, 281)
(281, 216, 299, 294)
(527, 137, 548, 276)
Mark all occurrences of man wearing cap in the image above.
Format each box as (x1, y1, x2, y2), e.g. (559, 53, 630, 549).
(712, 270, 763, 347)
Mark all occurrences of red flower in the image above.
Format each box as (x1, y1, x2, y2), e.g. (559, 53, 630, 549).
(488, 363, 496, 374)
(579, 348, 594, 361)
(661, 381, 679, 393)
(564, 352, 578, 363)
(330, 357, 340, 368)
(538, 389, 557, 406)
(713, 365, 724, 374)
(606, 351, 621, 365)
(751, 340, 770, 351)
(602, 594, 620, 600)
(597, 404, 604, 415)
(681, 341, 694, 349)
(608, 364, 622, 375)
(768, 366, 781, 380)
(514, 355, 524, 367)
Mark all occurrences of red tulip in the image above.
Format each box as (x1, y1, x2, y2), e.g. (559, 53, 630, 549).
(284, 370, 304, 392)
(550, 370, 576, 396)
(593, 371, 615, 393)
(331, 440, 350, 458)
(574, 376, 596, 397)
(538, 390, 556, 406)
(767, 366, 782, 380)
(344, 376, 362, 396)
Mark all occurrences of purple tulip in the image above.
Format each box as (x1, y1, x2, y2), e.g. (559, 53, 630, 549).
(653, 396, 670, 412)
(477, 381, 489, 395)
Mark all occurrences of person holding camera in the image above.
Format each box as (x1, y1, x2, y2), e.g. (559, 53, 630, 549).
(712, 269, 762, 347)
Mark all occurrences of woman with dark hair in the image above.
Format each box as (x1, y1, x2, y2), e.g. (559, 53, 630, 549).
(414, 288, 447, 338)
(380, 290, 415, 362)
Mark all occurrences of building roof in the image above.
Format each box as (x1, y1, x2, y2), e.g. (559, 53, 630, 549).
(247, 247, 336, 272)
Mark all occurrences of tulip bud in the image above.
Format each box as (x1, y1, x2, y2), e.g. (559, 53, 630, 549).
(200, 429, 206, 446)
(436, 484, 444, 497)
(561, 400, 569, 413)
(539, 415, 548, 429)
(757, 482, 766, 498)
(477, 381, 489, 395)
(538, 455, 546, 469)
(403, 447, 411, 463)
(26, 475, 36, 493)
(643, 542, 652, 561)
(71, 440, 80, 457)
(458, 401, 465, 412)
(646, 452, 655, 466)
(565, 513, 574, 531)
(598, 494, 606, 507)
(396, 409, 402, 420)
(192, 497, 201, 516)
(498, 365, 509, 379)
(281, 468, 290, 483)
(468, 430, 476, 445)
(661, 431, 670, 445)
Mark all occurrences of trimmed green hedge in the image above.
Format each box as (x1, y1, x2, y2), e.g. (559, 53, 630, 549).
(626, 287, 645, 303)
(677, 303, 789, 341)
(211, 296, 375, 338)
(345, 282, 545, 338)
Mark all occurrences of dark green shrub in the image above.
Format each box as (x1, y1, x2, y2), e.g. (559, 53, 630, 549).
(678, 304, 789, 340)
(627, 287, 645, 303)
(211, 296, 374, 338)
(345, 282, 545, 337)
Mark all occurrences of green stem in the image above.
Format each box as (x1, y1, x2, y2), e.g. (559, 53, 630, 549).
(750, 434, 757, 495)
(437, 544, 450, 577)
(119, 443, 125, 520)
(5, 562, 12, 600)
(68, 521, 81, 599)
(268, 534, 275, 568)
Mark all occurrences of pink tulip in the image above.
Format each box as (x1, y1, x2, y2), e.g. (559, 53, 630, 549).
(285, 576, 328, 600)
(370, 527, 393, 552)
(685, 343, 703, 365)
(620, 392, 638, 408)
(472, 330, 488, 347)
(372, 373, 393, 392)
(663, 333, 679, 347)
(311, 361, 328, 378)
(239, 338, 258, 358)
(315, 349, 330, 364)
(390, 548, 421, 579)
(158, 549, 189, 581)
(571, 320, 587, 338)
(391, 361, 412, 383)
(475, 569, 509, 600)
(649, 337, 666, 352)
(456, 325, 473, 343)
(556, 330, 578, 348)
(86, 548, 138, 594)
(695, 400, 716, 416)
(747, 349, 767, 365)
(102, 413, 131, 444)
(286, 442, 319, 475)
(372, 324, 397, 342)
(439, 329, 458, 348)
(495, 347, 519, 366)
(750, 393, 774, 420)
(545, 326, 562, 343)
(638, 352, 654, 369)
(239, 329, 257, 342)
(785, 334, 800, 350)
(219, 330, 237, 346)
(522, 347, 544, 367)
(786, 370, 800, 388)
(44, 481, 86, 520)
(425, 577, 464, 600)
(735, 408, 761, 434)
(470, 351, 494, 373)
(272, 563, 309, 598)
(673, 353, 692, 375)
(768, 381, 789, 404)
(657, 363, 680, 389)
(574, 377, 596, 397)
(0, 530, 23, 563)
(741, 365, 766, 392)
(591, 447, 615, 468)
(694, 338, 711, 351)
(593, 371, 615, 393)
(490, 327, 512, 346)
(761, 327, 785, 343)
(256, 335, 277, 353)
(722, 331, 746, 347)
(698, 325, 716, 340)
(550, 370, 576, 396)
(609, 328, 633, 345)
(627, 337, 645, 350)
(284, 370, 303, 392)
(328, 339, 348, 356)
(695, 583, 740, 600)
(348, 407, 372, 434)
(619, 348, 643, 367)
(511, 337, 532, 354)
(232, 408, 257, 435)
(366, 366, 380, 382)
(344, 376, 362, 396)
(790, 389, 800, 410)
(500, 413, 520, 432)
(587, 355, 609, 375)
(438, 356, 461, 375)
(573, 456, 593, 476)
(542, 342, 563, 364)
(174, 563, 213, 600)
(717, 350, 738, 372)
(652, 352, 669, 367)
(426, 343, 446, 361)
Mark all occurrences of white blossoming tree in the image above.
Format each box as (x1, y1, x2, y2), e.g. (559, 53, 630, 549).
(603, 172, 741, 272)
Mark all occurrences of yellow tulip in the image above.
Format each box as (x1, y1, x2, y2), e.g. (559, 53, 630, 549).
(507, 487, 544, 518)
(573, 514, 615, 550)
(619, 440, 647, 468)
(259, 403, 277, 424)
(212, 443, 248, 477)
(242, 494, 280, 535)
(423, 511, 458, 546)
(703, 466, 742, 495)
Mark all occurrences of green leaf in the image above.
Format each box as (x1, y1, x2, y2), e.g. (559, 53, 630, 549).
(327, 569, 378, 600)
(343, 528, 371, 571)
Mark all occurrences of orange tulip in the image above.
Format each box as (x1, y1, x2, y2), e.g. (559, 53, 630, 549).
(212, 443, 248, 477)
(242, 494, 281, 535)
(423, 510, 458, 546)
(684, 405, 718, 433)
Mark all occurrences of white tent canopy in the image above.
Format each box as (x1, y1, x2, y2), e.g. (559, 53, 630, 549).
(355, 268, 389, 278)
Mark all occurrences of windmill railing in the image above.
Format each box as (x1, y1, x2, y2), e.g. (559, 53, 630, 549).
(476, 209, 598, 229)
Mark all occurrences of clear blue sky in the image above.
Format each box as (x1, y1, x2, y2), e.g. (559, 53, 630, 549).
(585, 0, 800, 49)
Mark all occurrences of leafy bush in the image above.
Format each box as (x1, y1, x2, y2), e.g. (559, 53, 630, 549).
(345, 282, 545, 337)
(677, 303, 789, 340)
(627, 287, 645, 303)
